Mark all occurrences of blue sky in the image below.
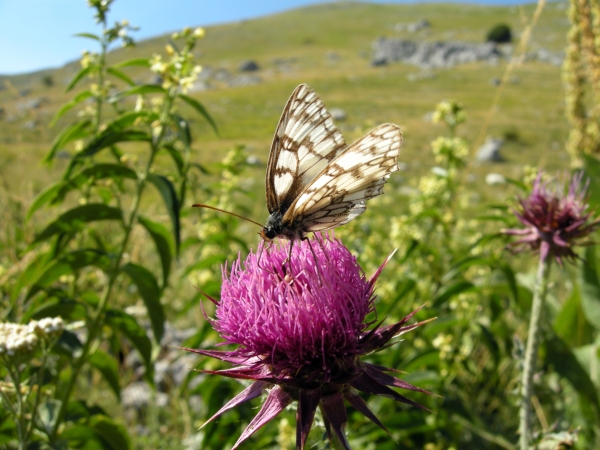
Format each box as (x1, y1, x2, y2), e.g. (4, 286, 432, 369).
(1, 0, 531, 75)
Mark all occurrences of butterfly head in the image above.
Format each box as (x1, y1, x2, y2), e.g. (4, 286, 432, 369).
(260, 226, 277, 242)
(260, 211, 283, 241)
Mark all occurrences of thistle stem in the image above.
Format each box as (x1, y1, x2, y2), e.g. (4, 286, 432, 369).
(519, 257, 551, 450)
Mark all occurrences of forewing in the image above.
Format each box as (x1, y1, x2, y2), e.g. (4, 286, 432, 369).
(282, 123, 402, 231)
(265, 84, 347, 213)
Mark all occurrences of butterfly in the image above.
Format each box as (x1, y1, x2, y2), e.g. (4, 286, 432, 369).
(259, 83, 402, 244)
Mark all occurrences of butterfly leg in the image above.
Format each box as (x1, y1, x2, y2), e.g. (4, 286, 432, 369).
(257, 240, 279, 277)
(304, 236, 323, 286)
(281, 239, 294, 269)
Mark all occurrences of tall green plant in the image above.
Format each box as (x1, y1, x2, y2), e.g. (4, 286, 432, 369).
(0, 1, 216, 447)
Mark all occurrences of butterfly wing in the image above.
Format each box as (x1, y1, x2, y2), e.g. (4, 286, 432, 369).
(281, 123, 402, 232)
(265, 84, 347, 214)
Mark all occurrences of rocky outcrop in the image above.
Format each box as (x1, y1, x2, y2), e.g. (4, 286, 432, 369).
(372, 38, 501, 68)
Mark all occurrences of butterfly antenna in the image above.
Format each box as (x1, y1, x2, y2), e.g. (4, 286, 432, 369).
(192, 204, 263, 228)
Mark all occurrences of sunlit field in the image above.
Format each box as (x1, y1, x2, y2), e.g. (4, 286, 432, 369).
(2, 1, 600, 449)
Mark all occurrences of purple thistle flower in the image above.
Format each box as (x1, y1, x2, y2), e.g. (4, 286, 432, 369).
(504, 172, 600, 264)
(184, 233, 432, 449)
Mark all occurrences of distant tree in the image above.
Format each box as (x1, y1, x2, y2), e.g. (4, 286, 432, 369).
(41, 74, 54, 87)
(486, 24, 512, 43)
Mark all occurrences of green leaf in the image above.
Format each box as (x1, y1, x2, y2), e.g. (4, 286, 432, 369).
(54, 163, 138, 202)
(27, 249, 111, 300)
(33, 204, 123, 244)
(161, 144, 184, 174)
(182, 253, 226, 277)
(120, 263, 165, 342)
(583, 154, 600, 209)
(45, 120, 91, 163)
(113, 58, 151, 68)
(51, 90, 93, 126)
(29, 299, 88, 322)
(147, 174, 181, 254)
(26, 182, 64, 221)
(65, 400, 107, 422)
(61, 424, 101, 449)
(178, 93, 219, 135)
(443, 256, 489, 282)
(10, 253, 50, 304)
(78, 129, 151, 159)
(432, 280, 475, 307)
(66, 66, 93, 92)
(90, 416, 131, 450)
(56, 330, 83, 358)
(88, 349, 121, 399)
(497, 263, 519, 304)
(554, 282, 595, 346)
(544, 332, 600, 415)
(105, 309, 153, 378)
(37, 400, 62, 435)
(171, 114, 191, 146)
(107, 111, 158, 131)
(106, 67, 135, 86)
(74, 32, 101, 41)
(579, 246, 600, 328)
(110, 84, 166, 102)
(138, 216, 173, 288)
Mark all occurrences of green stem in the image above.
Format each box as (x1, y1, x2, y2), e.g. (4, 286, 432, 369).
(519, 257, 551, 450)
(5, 361, 25, 450)
(24, 347, 49, 443)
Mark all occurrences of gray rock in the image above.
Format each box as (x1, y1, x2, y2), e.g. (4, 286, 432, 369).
(121, 382, 169, 421)
(212, 68, 232, 81)
(17, 97, 48, 112)
(228, 74, 261, 87)
(330, 108, 347, 121)
(476, 137, 504, 162)
(490, 77, 501, 86)
(238, 59, 260, 72)
(407, 19, 430, 33)
(534, 48, 564, 66)
(395, 19, 430, 33)
(325, 51, 340, 61)
(372, 38, 502, 69)
(188, 80, 211, 92)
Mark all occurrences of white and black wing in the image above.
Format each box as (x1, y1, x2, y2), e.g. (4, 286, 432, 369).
(282, 123, 402, 232)
(265, 84, 347, 214)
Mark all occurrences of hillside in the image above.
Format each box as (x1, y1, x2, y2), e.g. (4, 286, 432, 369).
(0, 1, 571, 212)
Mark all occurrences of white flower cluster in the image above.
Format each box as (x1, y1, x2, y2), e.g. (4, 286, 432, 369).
(0, 318, 64, 358)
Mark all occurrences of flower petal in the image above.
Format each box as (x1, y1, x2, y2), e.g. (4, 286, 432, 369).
(232, 386, 293, 449)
